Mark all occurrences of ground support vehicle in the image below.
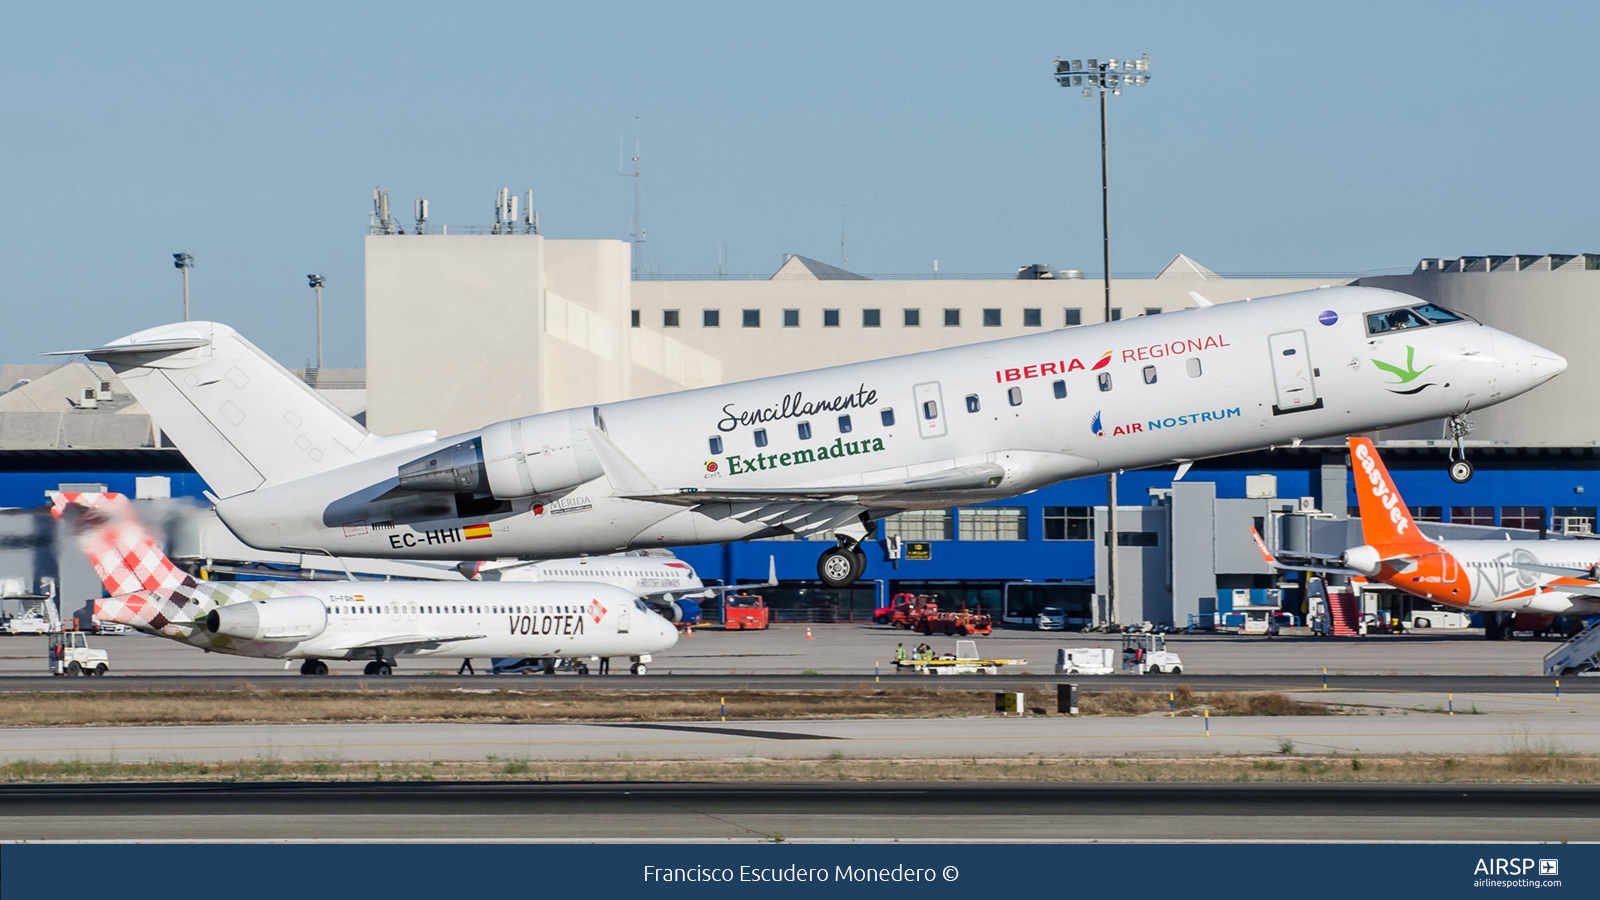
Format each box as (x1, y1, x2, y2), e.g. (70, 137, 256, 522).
(722, 594, 770, 630)
(895, 639, 1023, 675)
(1, 612, 51, 635)
(877, 593, 938, 628)
(1054, 647, 1115, 675)
(910, 606, 993, 636)
(1036, 607, 1068, 631)
(1121, 633, 1183, 674)
(49, 630, 109, 676)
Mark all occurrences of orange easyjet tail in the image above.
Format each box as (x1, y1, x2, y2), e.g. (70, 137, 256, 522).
(1348, 437, 1435, 551)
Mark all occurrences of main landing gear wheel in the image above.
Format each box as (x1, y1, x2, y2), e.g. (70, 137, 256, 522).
(299, 659, 329, 676)
(818, 546, 863, 587)
(631, 663, 648, 675)
(1449, 460, 1474, 484)
(363, 661, 394, 676)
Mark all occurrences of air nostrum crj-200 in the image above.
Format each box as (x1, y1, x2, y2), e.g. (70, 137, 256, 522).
(52, 285, 1565, 587)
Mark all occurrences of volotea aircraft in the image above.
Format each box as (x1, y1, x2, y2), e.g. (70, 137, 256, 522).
(54, 287, 1564, 587)
(1256, 437, 1600, 635)
(51, 491, 679, 675)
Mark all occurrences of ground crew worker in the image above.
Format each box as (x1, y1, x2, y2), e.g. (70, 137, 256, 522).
(894, 643, 906, 663)
(599, 656, 611, 675)
(457, 658, 475, 675)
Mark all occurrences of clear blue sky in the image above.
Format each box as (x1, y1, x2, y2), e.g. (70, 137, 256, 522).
(3, 1, 1596, 368)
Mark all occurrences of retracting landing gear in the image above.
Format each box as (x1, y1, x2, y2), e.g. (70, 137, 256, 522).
(298, 659, 329, 676)
(816, 515, 874, 588)
(1447, 413, 1475, 483)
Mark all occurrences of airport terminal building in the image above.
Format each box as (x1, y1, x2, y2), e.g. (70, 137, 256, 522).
(4, 217, 1600, 628)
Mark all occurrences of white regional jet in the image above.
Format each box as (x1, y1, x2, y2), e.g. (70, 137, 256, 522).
(51, 491, 678, 675)
(53, 286, 1564, 587)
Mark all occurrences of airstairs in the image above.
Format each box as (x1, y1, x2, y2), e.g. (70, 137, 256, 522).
(1544, 621, 1600, 676)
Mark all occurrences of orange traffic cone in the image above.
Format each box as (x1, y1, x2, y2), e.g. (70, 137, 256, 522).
(686, 624, 694, 636)
(805, 627, 813, 640)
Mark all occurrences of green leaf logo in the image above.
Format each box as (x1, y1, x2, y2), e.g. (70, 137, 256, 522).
(1370, 345, 1433, 384)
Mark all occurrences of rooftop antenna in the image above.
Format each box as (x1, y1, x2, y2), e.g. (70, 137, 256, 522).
(413, 198, 429, 235)
(840, 204, 848, 266)
(493, 188, 508, 234)
(620, 117, 643, 278)
(371, 188, 396, 235)
(524, 190, 538, 235)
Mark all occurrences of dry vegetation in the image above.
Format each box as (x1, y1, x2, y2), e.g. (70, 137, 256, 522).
(0, 684, 1334, 728)
(2, 751, 1595, 785)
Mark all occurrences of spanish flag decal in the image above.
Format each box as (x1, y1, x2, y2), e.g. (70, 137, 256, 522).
(464, 523, 493, 540)
(1090, 350, 1114, 371)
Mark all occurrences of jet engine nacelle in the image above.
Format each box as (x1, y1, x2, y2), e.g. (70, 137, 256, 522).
(1343, 544, 1382, 577)
(206, 597, 328, 642)
(396, 409, 603, 500)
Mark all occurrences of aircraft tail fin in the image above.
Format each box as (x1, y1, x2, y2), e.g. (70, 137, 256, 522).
(1348, 437, 1429, 548)
(50, 322, 374, 498)
(49, 492, 196, 600)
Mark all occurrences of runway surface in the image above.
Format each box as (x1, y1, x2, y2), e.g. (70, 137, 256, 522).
(0, 673, 1586, 693)
(3, 704, 1597, 763)
(1, 782, 1593, 842)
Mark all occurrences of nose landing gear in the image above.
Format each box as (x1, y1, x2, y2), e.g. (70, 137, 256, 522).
(1447, 414, 1474, 484)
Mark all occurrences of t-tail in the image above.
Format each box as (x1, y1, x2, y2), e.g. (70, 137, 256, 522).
(49, 492, 200, 632)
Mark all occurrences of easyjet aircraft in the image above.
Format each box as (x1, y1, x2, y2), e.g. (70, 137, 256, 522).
(53, 286, 1563, 586)
(1257, 437, 1600, 631)
(51, 492, 678, 676)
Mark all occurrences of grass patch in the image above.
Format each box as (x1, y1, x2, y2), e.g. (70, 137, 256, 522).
(0, 685, 1336, 728)
(5, 753, 1600, 785)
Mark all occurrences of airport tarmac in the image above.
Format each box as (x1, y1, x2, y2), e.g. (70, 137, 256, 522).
(2, 782, 1594, 842)
(0, 624, 1560, 679)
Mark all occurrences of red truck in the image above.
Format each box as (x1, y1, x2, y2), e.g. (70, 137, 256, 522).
(911, 606, 993, 636)
(723, 594, 770, 630)
(876, 593, 938, 628)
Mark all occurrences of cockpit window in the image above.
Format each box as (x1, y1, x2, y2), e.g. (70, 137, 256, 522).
(634, 599, 651, 613)
(1365, 307, 1430, 335)
(1410, 303, 1464, 324)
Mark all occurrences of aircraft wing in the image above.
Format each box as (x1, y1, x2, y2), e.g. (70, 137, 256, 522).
(1249, 527, 1363, 575)
(328, 633, 486, 652)
(586, 425, 1003, 504)
(1547, 583, 1600, 598)
(1513, 562, 1600, 580)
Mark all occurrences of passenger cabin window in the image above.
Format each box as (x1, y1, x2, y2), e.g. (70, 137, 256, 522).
(1143, 365, 1157, 385)
(798, 421, 812, 440)
(1052, 379, 1067, 399)
(708, 436, 723, 455)
(923, 400, 939, 419)
(881, 409, 895, 426)
(1186, 357, 1202, 378)
(1097, 372, 1112, 392)
(838, 414, 852, 433)
(1007, 387, 1022, 406)
(965, 394, 981, 413)
(754, 429, 768, 448)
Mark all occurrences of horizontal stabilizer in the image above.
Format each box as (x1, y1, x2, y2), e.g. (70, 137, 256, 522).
(44, 337, 211, 358)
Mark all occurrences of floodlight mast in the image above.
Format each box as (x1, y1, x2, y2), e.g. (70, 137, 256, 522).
(1054, 54, 1151, 628)
(307, 274, 326, 369)
(172, 252, 195, 321)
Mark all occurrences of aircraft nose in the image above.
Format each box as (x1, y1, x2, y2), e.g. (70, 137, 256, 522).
(1494, 330, 1567, 395)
